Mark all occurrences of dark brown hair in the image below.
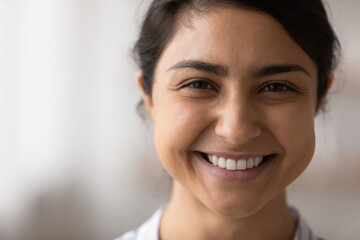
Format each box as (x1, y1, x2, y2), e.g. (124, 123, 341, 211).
(134, 0, 340, 110)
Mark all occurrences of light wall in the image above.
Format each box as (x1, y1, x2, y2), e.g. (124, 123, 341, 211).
(0, 0, 359, 239)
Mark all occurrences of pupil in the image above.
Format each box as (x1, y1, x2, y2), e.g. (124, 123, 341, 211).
(269, 84, 285, 91)
(192, 82, 206, 89)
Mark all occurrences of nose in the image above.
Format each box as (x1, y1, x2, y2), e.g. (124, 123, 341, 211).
(214, 96, 262, 145)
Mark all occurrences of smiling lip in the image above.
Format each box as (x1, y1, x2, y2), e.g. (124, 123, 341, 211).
(195, 151, 276, 182)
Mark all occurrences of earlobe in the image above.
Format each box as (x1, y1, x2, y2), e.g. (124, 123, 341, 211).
(327, 74, 334, 91)
(136, 71, 154, 120)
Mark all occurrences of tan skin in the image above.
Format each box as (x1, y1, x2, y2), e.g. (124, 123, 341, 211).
(138, 7, 325, 240)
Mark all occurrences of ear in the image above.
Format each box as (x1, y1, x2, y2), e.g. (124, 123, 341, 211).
(136, 71, 154, 120)
(316, 74, 333, 112)
(327, 74, 334, 91)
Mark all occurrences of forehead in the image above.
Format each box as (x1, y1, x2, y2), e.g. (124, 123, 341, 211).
(155, 7, 317, 79)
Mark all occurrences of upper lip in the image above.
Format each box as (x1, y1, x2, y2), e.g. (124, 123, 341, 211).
(196, 151, 275, 160)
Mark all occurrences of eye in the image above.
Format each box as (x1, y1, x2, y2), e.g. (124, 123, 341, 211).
(184, 80, 216, 90)
(260, 82, 295, 93)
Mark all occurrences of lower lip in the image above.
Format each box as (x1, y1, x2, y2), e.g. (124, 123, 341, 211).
(195, 153, 274, 182)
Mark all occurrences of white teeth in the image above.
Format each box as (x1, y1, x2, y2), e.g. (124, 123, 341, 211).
(212, 156, 219, 166)
(237, 159, 247, 170)
(226, 159, 237, 170)
(208, 155, 213, 163)
(206, 154, 265, 171)
(247, 158, 254, 169)
(254, 156, 263, 167)
(254, 157, 260, 167)
(218, 157, 226, 168)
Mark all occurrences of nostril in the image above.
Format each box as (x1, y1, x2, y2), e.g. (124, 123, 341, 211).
(214, 105, 262, 145)
(214, 122, 262, 145)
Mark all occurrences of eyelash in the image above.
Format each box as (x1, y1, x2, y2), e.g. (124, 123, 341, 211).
(183, 80, 217, 91)
(259, 82, 296, 93)
(182, 80, 296, 94)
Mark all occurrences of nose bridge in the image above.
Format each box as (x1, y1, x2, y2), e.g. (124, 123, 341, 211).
(215, 92, 262, 145)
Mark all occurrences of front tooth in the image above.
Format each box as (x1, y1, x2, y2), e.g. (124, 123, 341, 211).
(237, 159, 247, 170)
(212, 155, 219, 166)
(254, 157, 260, 167)
(226, 159, 237, 170)
(247, 158, 254, 169)
(218, 157, 226, 168)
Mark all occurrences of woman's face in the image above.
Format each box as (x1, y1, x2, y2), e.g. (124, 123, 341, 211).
(142, 8, 318, 217)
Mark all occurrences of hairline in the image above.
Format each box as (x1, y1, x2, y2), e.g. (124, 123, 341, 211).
(153, 3, 269, 84)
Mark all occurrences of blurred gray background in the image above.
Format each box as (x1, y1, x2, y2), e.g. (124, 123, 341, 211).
(0, 0, 359, 239)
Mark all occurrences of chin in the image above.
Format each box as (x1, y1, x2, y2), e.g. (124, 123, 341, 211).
(200, 192, 269, 219)
(211, 203, 264, 219)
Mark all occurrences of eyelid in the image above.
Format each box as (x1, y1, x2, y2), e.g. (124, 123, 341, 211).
(182, 78, 218, 90)
(258, 81, 297, 93)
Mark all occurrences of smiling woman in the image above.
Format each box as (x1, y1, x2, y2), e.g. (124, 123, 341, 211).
(117, 0, 340, 240)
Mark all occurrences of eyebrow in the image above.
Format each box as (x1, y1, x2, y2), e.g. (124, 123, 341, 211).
(167, 60, 228, 77)
(167, 60, 310, 78)
(254, 64, 310, 78)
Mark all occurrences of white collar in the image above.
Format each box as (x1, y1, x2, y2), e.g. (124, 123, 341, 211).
(117, 205, 321, 240)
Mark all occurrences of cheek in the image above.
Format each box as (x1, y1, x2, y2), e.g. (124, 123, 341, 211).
(154, 99, 206, 148)
(152, 97, 211, 174)
(266, 102, 316, 184)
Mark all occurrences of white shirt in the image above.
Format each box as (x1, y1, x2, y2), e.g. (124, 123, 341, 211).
(116, 206, 323, 240)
